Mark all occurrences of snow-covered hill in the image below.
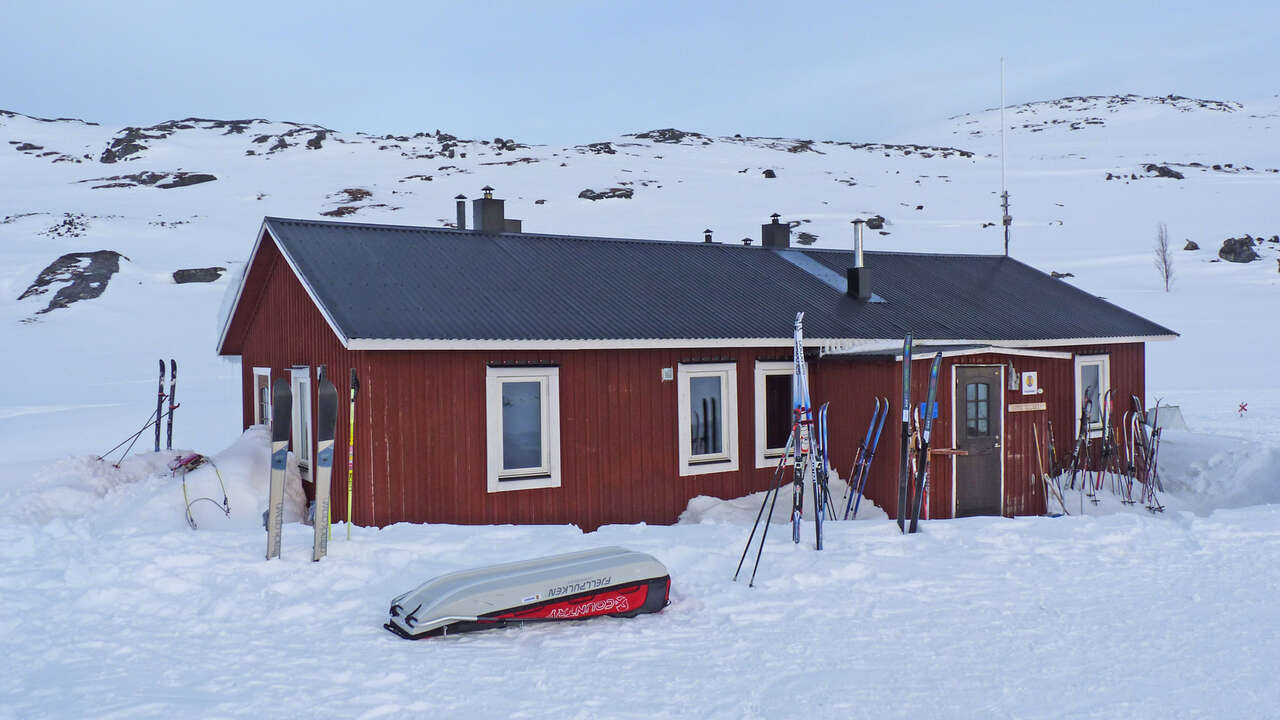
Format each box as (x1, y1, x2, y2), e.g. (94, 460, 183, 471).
(4, 95, 1278, 462)
(4, 95, 1280, 718)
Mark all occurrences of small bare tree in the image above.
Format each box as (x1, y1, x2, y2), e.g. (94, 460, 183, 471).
(1153, 222, 1174, 291)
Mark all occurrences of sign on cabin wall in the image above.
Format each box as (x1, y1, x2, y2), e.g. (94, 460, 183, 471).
(1021, 371, 1040, 395)
(1008, 402, 1047, 413)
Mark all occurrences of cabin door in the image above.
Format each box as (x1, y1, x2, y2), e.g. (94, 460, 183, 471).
(290, 367, 312, 484)
(954, 365, 1003, 517)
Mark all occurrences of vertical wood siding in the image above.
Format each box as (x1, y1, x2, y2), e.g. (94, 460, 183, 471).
(231, 236, 1151, 529)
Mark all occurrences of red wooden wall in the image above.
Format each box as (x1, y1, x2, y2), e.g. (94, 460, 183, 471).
(850, 344, 1145, 520)
(224, 233, 1150, 529)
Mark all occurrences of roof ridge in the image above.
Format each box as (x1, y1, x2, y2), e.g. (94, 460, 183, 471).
(263, 216, 1013, 259)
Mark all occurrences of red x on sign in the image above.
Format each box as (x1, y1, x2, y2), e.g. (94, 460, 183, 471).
(1239, 402, 1248, 415)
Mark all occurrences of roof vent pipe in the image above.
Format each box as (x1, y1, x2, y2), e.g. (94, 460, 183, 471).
(761, 213, 790, 248)
(455, 194, 466, 230)
(847, 218, 871, 301)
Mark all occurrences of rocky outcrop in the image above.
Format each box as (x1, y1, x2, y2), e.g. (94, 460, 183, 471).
(1184, 240, 1199, 251)
(1142, 163, 1184, 179)
(18, 251, 127, 314)
(1218, 237, 1261, 263)
(173, 267, 226, 284)
(80, 171, 216, 189)
(578, 187, 633, 201)
(629, 128, 711, 145)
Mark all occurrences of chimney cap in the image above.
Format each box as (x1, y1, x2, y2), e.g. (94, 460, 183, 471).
(851, 217, 865, 224)
(455, 194, 466, 200)
(481, 185, 494, 199)
(770, 213, 781, 224)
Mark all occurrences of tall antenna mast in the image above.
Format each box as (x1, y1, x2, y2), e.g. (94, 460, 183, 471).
(1000, 57, 1011, 256)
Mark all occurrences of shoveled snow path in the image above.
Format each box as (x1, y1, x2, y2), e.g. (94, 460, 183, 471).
(3, 504, 1278, 719)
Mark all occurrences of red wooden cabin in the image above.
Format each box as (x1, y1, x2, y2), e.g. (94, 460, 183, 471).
(217, 192, 1175, 530)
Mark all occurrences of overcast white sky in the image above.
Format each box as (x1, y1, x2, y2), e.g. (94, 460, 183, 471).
(2, 1, 1275, 143)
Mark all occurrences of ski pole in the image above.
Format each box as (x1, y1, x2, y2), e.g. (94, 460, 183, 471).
(734, 429, 795, 583)
(346, 367, 360, 539)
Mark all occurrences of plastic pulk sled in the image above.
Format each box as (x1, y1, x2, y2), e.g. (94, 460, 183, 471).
(385, 547, 670, 639)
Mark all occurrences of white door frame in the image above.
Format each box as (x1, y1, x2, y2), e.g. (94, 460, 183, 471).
(950, 363, 1006, 518)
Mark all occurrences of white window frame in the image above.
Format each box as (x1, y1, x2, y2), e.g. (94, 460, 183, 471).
(290, 366, 313, 473)
(252, 367, 272, 426)
(677, 362, 739, 476)
(1074, 354, 1111, 440)
(486, 366, 561, 493)
(753, 360, 795, 469)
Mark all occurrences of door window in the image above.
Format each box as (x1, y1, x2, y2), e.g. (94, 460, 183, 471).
(966, 382, 990, 436)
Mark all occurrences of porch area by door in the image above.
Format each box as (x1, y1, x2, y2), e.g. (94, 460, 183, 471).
(954, 365, 1003, 517)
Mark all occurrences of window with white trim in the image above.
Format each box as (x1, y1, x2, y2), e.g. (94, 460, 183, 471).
(754, 361, 795, 468)
(253, 368, 272, 426)
(1074, 354, 1111, 439)
(486, 366, 561, 492)
(677, 362, 739, 476)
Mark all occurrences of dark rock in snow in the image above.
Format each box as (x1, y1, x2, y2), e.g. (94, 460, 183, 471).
(18, 250, 127, 314)
(577, 187, 633, 201)
(762, 169, 776, 178)
(81, 171, 216, 189)
(630, 128, 708, 144)
(577, 142, 616, 155)
(173, 267, 226, 284)
(865, 215, 886, 230)
(1183, 240, 1199, 251)
(335, 188, 372, 203)
(1218, 237, 1260, 263)
(1050, 271, 1075, 279)
(1143, 163, 1184, 180)
(796, 231, 818, 245)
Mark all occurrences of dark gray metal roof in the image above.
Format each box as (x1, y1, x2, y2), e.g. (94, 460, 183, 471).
(260, 216, 1176, 345)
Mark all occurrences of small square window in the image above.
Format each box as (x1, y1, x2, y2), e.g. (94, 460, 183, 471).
(486, 366, 560, 492)
(753, 361, 795, 468)
(678, 362, 739, 476)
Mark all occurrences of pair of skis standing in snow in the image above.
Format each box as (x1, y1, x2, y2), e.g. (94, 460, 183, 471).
(1061, 390, 1164, 514)
(265, 367, 359, 562)
(736, 317, 944, 586)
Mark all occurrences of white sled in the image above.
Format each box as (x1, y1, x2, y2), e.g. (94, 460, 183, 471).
(385, 546, 670, 639)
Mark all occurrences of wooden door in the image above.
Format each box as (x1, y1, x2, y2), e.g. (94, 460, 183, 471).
(954, 365, 1003, 516)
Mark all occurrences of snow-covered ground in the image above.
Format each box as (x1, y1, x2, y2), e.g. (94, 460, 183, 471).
(2, 95, 1278, 716)
(1, 427, 1278, 719)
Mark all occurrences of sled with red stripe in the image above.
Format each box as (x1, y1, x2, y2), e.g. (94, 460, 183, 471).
(384, 546, 670, 639)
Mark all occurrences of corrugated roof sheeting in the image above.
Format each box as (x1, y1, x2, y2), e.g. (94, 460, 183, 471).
(263, 217, 1176, 344)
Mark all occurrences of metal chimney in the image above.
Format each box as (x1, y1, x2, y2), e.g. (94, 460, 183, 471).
(761, 213, 790, 248)
(847, 218, 871, 301)
(455, 194, 466, 230)
(703, 228, 713, 243)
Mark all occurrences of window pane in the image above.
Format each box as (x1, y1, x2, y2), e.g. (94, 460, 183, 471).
(690, 375, 723, 456)
(764, 373, 792, 450)
(966, 383, 990, 436)
(1082, 364, 1101, 423)
(502, 381, 543, 470)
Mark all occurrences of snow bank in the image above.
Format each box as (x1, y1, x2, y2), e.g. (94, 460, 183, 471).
(0, 426, 307, 531)
(1157, 430, 1280, 511)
